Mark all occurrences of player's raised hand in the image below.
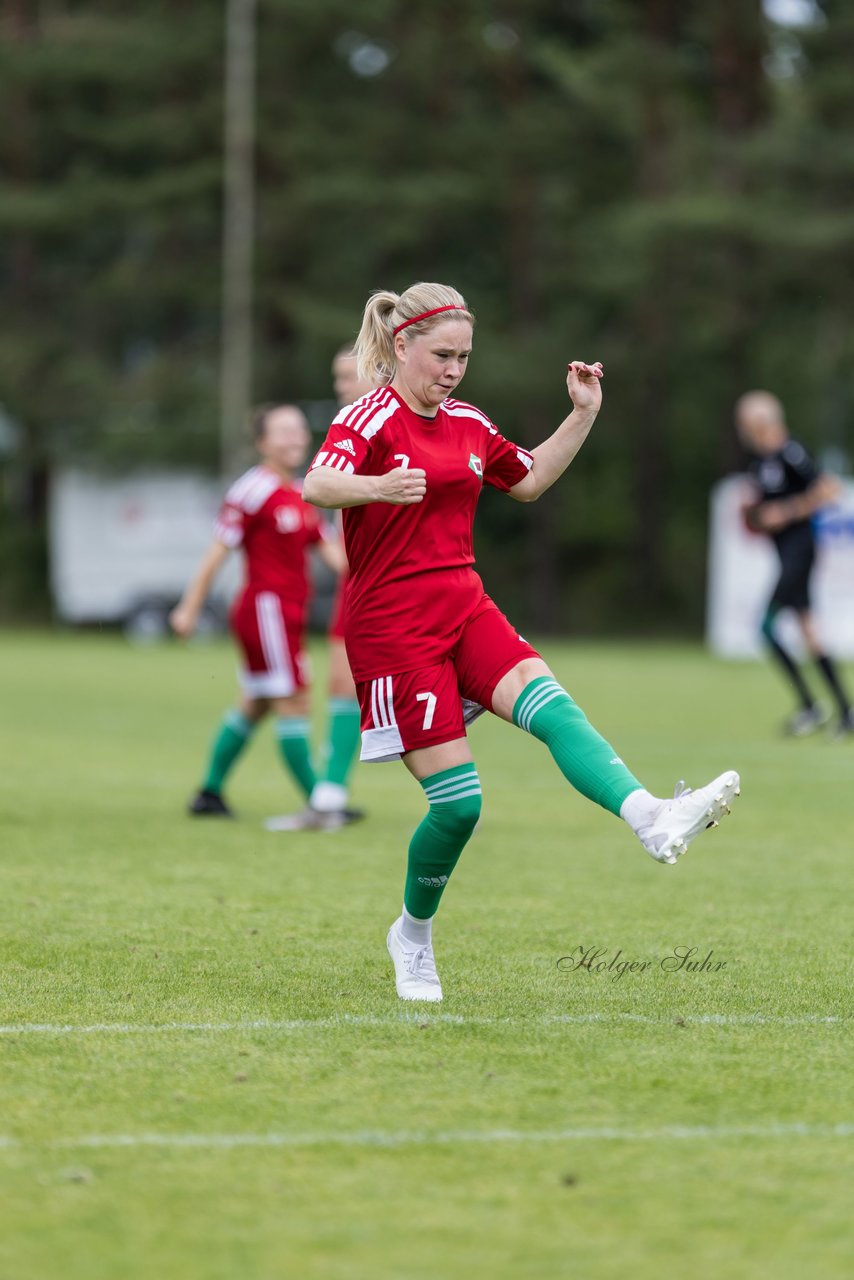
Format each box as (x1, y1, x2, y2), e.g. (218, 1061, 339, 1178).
(567, 360, 603, 413)
(378, 466, 427, 505)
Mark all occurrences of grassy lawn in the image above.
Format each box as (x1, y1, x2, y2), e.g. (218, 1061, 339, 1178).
(0, 630, 850, 1279)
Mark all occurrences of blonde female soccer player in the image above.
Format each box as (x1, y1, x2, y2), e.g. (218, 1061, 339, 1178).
(303, 282, 740, 1002)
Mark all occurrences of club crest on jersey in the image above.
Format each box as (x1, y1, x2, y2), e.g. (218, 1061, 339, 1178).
(334, 438, 357, 456)
(275, 506, 302, 534)
(468, 453, 483, 478)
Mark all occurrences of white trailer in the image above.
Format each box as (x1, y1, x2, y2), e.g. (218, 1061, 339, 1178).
(49, 469, 240, 638)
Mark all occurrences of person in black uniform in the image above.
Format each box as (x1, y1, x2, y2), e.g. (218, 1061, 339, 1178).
(736, 390, 852, 737)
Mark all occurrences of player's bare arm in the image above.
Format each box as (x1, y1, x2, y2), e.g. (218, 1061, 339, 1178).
(508, 361, 603, 503)
(303, 465, 426, 510)
(169, 540, 231, 637)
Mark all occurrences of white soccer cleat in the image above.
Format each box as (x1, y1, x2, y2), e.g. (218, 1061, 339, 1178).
(637, 771, 741, 865)
(386, 918, 443, 1002)
(264, 808, 329, 832)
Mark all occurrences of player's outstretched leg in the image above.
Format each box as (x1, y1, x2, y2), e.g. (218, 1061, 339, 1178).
(387, 763, 482, 1001)
(189, 709, 256, 816)
(511, 676, 740, 865)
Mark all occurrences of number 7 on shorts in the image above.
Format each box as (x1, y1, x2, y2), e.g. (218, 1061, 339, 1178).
(416, 691, 437, 731)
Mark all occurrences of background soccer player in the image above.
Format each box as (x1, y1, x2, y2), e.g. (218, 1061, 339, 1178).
(268, 347, 375, 830)
(303, 280, 740, 1003)
(316, 346, 376, 811)
(736, 390, 852, 737)
(170, 403, 346, 816)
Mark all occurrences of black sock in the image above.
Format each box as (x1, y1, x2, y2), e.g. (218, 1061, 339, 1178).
(815, 654, 851, 719)
(766, 637, 815, 711)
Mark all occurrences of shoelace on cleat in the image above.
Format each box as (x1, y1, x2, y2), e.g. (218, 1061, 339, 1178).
(404, 945, 439, 982)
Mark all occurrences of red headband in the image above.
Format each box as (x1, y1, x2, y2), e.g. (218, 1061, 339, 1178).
(392, 304, 464, 335)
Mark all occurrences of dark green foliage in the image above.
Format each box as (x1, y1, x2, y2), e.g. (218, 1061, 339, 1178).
(1, 1, 852, 628)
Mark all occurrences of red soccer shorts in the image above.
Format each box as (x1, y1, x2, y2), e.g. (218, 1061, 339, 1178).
(230, 589, 309, 698)
(356, 594, 539, 762)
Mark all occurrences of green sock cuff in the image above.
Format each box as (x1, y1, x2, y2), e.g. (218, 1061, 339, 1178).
(512, 677, 571, 732)
(405, 765, 482, 919)
(760, 605, 780, 644)
(328, 698, 360, 716)
(224, 710, 253, 738)
(275, 717, 310, 740)
(420, 764, 481, 805)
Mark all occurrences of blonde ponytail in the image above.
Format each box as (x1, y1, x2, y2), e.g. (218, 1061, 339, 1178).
(355, 282, 474, 385)
(354, 290, 399, 386)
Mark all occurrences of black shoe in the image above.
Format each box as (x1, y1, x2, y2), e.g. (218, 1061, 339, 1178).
(188, 789, 233, 817)
(782, 705, 830, 737)
(828, 711, 854, 741)
(340, 806, 366, 824)
(319, 806, 367, 829)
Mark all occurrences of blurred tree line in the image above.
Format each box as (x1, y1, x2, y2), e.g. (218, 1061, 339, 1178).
(2, 0, 853, 630)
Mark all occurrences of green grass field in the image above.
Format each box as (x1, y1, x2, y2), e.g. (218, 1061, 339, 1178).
(0, 630, 851, 1279)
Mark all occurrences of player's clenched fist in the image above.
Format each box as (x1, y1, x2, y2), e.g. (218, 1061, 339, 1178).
(377, 466, 427, 505)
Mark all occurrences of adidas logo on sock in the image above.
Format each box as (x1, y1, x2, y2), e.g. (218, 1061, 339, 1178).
(334, 438, 356, 455)
(417, 875, 449, 887)
(609, 757, 624, 766)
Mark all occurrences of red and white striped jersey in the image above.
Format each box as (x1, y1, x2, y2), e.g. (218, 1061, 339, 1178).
(215, 465, 325, 608)
(308, 386, 533, 680)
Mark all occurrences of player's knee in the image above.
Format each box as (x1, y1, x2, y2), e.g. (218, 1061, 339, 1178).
(432, 789, 482, 840)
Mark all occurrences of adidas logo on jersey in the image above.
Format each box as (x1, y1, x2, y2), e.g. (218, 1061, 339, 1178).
(334, 438, 356, 456)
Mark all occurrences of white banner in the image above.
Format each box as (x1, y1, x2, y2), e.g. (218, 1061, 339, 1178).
(706, 475, 854, 658)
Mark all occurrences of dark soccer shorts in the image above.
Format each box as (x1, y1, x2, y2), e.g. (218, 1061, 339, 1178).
(355, 595, 540, 762)
(770, 532, 815, 612)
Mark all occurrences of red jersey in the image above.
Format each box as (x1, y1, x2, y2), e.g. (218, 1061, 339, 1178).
(309, 386, 533, 680)
(215, 465, 325, 612)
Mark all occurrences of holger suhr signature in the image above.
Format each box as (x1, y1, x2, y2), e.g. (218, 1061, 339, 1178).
(557, 945, 728, 981)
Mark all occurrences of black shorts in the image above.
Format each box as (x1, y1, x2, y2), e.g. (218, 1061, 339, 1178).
(769, 530, 815, 612)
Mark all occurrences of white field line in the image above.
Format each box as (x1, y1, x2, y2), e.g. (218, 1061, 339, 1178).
(0, 1013, 847, 1036)
(0, 1122, 851, 1152)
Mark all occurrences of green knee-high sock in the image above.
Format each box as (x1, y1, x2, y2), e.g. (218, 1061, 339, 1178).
(201, 710, 255, 794)
(323, 698, 362, 787)
(404, 764, 482, 919)
(513, 677, 642, 816)
(275, 717, 316, 799)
